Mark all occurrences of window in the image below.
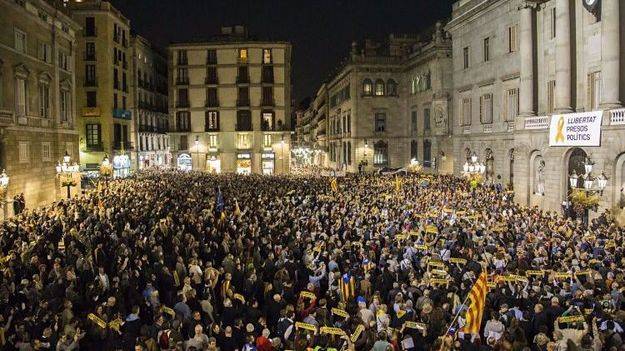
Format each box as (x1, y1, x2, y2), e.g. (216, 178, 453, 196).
(39, 42, 51, 63)
(423, 140, 432, 167)
(86, 124, 101, 147)
(14, 29, 26, 53)
(363, 79, 373, 95)
(550, 8, 556, 39)
(177, 50, 187, 65)
(504, 88, 519, 121)
(206, 67, 218, 84)
(87, 91, 97, 107)
(60, 89, 70, 122)
(122, 72, 127, 92)
(176, 111, 190, 131)
(386, 79, 398, 96)
(15, 78, 27, 116)
(205, 111, 219, 131)
(122, 96, 126, 109)
(113, 93, 118, 109)
(508, 25, 518, 53)
(263, 49, 272, 64)
(85, 42, 96, 60)
(39, 82, 50, 118)
(41, 142, 51, 161)
(237, 133, 252, 149)
(206, 49, 217, 64)
(262, 66, 274, 83)
(113, 68, 119, 89)
(463, 47, 470, 69)
(375, 79, 385, 96)
(177, 67, 188, 84)
(547, 80, 556, 114)
(462, 97, 472, 126)
(18, 141, 29, 163)
(411, 140, 418, 160)
(236, 110, 252, 131)
(411, 110, 418, 134)
(262, 87, 274, 106)
(237, 87, 249, 106)
(375, 112, 386, 132)
(85, 64, 96, 85)
(588, 71, 602, 110)
(424, 107, 431, 131)
(177, 89, 189, 107)
(479, 94, 493, 124)
(373, 141, 388, 166)
(483, 37, 490, 62)
(237, 66, 249, 83)
(58, 51, 70, 71)
(208, 134, 218, 149)
(261, 111, 275, 131)
(263, 134, 272, 148)
(85, 17, 96, 36)
(347, 142, 352, 165)
(238, 48, 248, 63)
(179, 135, 188, 150)
(206, 88, 219, 107)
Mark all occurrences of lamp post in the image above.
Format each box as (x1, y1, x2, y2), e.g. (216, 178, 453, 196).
(56, 151, 79, 199)
(194, 136, 200, 171)
(568, 157, 608, 225)
(0, 170, 9, 220)
(280, 135, 285, 174)
(100, 154, 113, 179)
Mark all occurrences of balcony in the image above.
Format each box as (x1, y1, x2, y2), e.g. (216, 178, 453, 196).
(483, 124, 493, 133)
(205, 100, 220, 108)
(82, 107, 101, 117)
(0, 110, 14, 126)
(84, 79, 98, 87)
(112, 141, 133, 150)
(176, 101, 190, 108)
(236, 123, 253, 132)
(112, 109, 132, 120)
(610, 108, 625, 125)
(524, 116, 549, 130)
(174, 127, 191, 133)
(237, 99, 250, 107)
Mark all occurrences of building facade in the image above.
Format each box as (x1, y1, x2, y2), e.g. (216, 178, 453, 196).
(298, 28, 453, 174)
(131, 35, 169, 169)
(70, 0, 134, 177)
(0, 0, 80, 207)
(168, 26, 292, 175)
(447, 0, 625, 212)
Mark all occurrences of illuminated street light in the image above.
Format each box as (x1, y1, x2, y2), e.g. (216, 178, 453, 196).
(56, 151, 79, 199)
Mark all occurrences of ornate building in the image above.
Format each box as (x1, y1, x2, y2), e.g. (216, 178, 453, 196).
(168, 26, 292, 174)
(0, 0, 80, 208)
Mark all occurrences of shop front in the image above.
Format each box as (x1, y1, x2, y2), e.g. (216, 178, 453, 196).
(206, 155, 221, 174)
(177, 153, 192, 171)
(113, 154, 131, 178)
(262, 152, 275, 175)
(236, 152, 252, 175)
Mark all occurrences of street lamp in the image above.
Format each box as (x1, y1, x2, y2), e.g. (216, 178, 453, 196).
(194, 136, 200, 171)
(100, 154, 113, 179)
(0, 170, 9, 220)
(56, 151, 79, 199)
(280, 135, 285, 174)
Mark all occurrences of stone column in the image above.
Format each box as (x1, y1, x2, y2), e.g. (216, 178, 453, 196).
(519, 3, 535, 116)
(555, 0, 573, 113)
(600, 0, 621, 109)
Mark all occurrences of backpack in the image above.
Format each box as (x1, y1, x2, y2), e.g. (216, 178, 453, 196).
(157, 329, 170, 349)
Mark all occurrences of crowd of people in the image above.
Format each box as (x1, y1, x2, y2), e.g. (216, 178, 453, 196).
(0, 170, 623, 351)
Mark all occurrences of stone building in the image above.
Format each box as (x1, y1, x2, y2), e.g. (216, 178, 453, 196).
(0, 0, 80, 208)
(447, 0, 625, 212)
(70, 0, 134, 177)
(168, 26, 292, 174)
(131, 35, 169, 169)
(298, 27, 453, 173)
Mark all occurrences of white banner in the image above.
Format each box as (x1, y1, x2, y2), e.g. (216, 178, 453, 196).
(549, 111, 603, 147)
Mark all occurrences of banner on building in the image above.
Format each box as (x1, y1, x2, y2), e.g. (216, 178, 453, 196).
(549, 111, 603, 147)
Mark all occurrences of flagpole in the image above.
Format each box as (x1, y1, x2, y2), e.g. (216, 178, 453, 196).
(438, 276, 476, 351)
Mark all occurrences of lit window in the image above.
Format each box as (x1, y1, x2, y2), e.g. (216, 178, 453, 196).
(375, 79, 385, 96)
(363, 79, 373, 95)
(263, 49, 272, 64)
(239, 48, 248, 63)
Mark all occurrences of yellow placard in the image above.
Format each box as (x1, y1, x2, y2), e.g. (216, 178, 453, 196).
(88, 313, 107, 329)
(575, 270, 591, 276)
(554, 272, 572, 279)
(429, 278, 450, 285)
(526, 270, 545, 276)
(428, 260, 446, 268)
(234, 293, 246, 303)
(300, 291, 316, 300)
(425, 225, 438, 234)
(415, 244, 429, 250)
(449, 258, 467, 265)
(320, 326, 346, 336)
(351, 325, 365, 342)
(332, 308, 349, 319)
(558, 315, 585, 323)
(487, 282, 496, 288)
(295, 322, 317, 332)
(431, 269, 448, 277)
(403, 321, 427, 330)
(108, 318, 122, 332)
(173, 271, 180, 287)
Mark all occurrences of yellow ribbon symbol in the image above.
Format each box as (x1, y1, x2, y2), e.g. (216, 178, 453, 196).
(555, 116, 565, 143)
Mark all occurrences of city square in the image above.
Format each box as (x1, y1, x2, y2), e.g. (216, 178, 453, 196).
(0, 0, 624, 350)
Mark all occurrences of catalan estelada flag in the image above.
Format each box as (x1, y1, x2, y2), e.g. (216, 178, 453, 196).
(330, 178, 338, 193)
(339, 273, 356, 302)
(462, 271, 489, 335)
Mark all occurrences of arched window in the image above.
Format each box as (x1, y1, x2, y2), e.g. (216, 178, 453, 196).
(373, 140, 388, 166)
(423, 140, 432, 167)
(387, 79, 398, 96)
(375, 79, 385, 96)
(410, 140, 418, 160)
(362, 79, 373, 95)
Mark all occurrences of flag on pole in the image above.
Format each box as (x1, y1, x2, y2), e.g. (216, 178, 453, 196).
(462, 271, 489, 335)
(330, 178, 338, 193)
(215, 186, 225, 213)
(339, 273, 356, 302)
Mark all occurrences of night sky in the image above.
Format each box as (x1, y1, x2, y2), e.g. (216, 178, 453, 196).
(109, 0, 456, 103)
